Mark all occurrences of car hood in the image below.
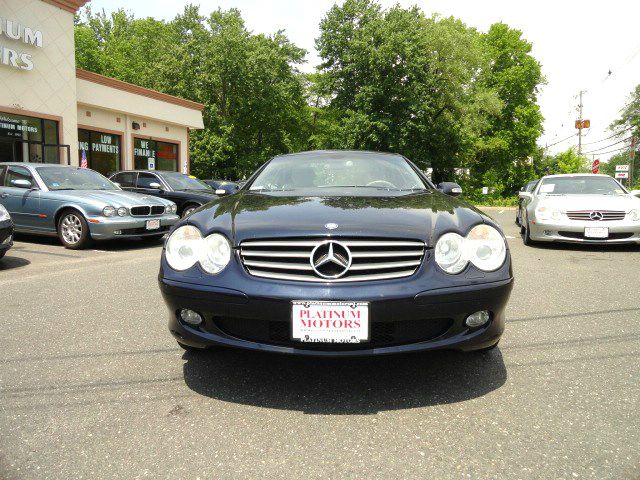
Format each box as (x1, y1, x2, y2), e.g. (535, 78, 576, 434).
(537, 194, 640, 212)
(47, 190, 172, 207)
(192, 191, 488, 246)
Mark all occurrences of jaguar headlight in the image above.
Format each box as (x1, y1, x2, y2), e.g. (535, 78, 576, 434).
(166, 204, 177, 214)
(102, 206, 116, 217)
(199, 233, 231, 274)
(435, 225, 507, 274)
(465, 225, 507, 272)
(0, 204, 9, 222)
(628, 209, 640, 221)
(117, 207, 128, 217)
(165, 225, 204, 271)
(435, 233, 467, 274)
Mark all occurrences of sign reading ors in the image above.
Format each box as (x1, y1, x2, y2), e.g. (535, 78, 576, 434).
(0, 18, 43, 71)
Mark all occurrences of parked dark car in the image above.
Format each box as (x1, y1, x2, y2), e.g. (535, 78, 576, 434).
(159, 150, 514, 356)
(516, 179, 539, 226)
(0, 203, 13, 260)
(0, 164, 178, 249)
(109, 170, 219, 218)
(203, 179, 240, 195)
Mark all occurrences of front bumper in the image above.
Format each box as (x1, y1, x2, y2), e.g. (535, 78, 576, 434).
(160, 275, 514, 356)
(87, 214, 179, 240)
(529, 218, 640, 244)
(0, 219, 14, 253)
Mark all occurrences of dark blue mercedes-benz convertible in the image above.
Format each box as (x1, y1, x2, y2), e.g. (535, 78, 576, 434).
(159, 150, 514, 356)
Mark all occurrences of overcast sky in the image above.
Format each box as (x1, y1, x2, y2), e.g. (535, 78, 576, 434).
(89, 0, 640, 161)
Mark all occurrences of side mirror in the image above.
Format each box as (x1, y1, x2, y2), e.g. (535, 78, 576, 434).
(215, 189, 228, 196)
(148, 182, 163, 190)
(518, 191, 533, 200)
(630, 189, 640, 198)
(437, 182, 463, 197)
(11, 179, 32, 189)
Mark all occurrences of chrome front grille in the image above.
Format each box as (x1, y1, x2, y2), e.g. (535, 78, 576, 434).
(130, 205, 165, 216)
(566, 210, 626, 221)
(239, 237, 426, 282)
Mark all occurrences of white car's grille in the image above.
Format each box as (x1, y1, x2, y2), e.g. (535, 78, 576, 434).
(566, 210, 626, 221)
(239, 237, 426, 282)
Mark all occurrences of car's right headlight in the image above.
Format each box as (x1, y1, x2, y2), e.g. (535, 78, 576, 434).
(435, 225, 507, 274)
(0, 204, 10, 222)
(535, 206, 561, 221)
(165, 226, 231, 274)
(102, 206, 116, 217)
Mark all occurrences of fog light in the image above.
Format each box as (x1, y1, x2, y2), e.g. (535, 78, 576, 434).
(465, 310, 490, 328)
(543, 230, 552, 236)
(114, 230, 122, 235)
(180, 309, 203, 326)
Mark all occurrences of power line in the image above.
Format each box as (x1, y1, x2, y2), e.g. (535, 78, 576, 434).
(582, 136, 632, 155)
(587, 146, 628, 156)
(545, 133, 577, 148)
(581, 126, 634, 146)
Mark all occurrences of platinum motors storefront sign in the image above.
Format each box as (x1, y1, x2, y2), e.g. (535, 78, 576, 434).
(0, 17, 43, 71)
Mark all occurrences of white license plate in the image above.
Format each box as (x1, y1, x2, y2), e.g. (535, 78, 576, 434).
(584, 227, 608, 238)
(291, 301, 369, 343)
(146, 219, 161, 230)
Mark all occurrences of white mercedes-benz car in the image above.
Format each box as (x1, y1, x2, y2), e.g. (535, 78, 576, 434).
(518, 174, 640, 245)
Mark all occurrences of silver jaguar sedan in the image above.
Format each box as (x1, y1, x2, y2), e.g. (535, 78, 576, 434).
(518, 174, 640, 245)
(0, 163, 179, 249)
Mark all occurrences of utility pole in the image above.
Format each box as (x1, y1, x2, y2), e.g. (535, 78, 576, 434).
(631, 136, 637, 186)
(577, 90, 585, 155)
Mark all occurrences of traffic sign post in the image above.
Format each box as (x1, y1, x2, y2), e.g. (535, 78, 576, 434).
(615, 172, 629, 179)
(615, 165, 629, 172)
(591, 159, 600, 174)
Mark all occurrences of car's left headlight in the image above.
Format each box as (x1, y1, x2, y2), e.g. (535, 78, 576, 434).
(464, 225, 507, 271)
(628, 209, 640, 221)
(0, 204, 10, 222)
(165, 204, 177, 214)
(435, 225, 506, 274)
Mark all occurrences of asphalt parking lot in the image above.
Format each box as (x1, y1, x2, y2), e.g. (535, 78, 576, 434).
(0, 207, 638, 480)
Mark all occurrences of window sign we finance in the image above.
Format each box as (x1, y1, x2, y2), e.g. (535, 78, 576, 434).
(0, 17, 43, 71)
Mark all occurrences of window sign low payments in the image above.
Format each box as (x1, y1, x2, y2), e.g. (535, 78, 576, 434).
(291, 301, 369, 343)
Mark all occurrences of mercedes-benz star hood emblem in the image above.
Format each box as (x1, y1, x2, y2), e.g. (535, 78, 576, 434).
(310, 241, 352, 279)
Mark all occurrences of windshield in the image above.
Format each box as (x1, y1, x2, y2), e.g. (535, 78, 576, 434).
(160, 172, 212, 191)
(538, 176, 627, 196)
(37, 167, 118, 191)
(249, 153, 429, 196)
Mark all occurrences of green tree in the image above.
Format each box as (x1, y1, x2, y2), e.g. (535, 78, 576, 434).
(315, 0, 501, 182)
(471, 23, 544, 196)
(75, 6, 309, 179)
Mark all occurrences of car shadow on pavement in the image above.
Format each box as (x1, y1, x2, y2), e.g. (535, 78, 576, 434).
(13, 232, 165, 252)
(181, 348, 507, 414)
(0, 255, 31, 271)
(520, 235, 640, 252)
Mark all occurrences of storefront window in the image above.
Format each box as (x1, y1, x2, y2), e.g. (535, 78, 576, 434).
(157, 141, 178, 171)
(78, 129, 121, 176)
(134, 138, 178, 171)
(0, 112, 59, 164)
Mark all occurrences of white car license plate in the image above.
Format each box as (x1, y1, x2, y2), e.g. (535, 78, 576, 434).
(291, 301, 369, 343)
(584, 227, 608, 238)
(146, 219, 161, 230)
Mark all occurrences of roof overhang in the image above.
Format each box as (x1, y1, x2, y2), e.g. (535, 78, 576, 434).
(41, 0, 90, 13)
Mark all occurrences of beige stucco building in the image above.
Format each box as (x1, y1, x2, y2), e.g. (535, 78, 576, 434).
(1, 0, 204, 175)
